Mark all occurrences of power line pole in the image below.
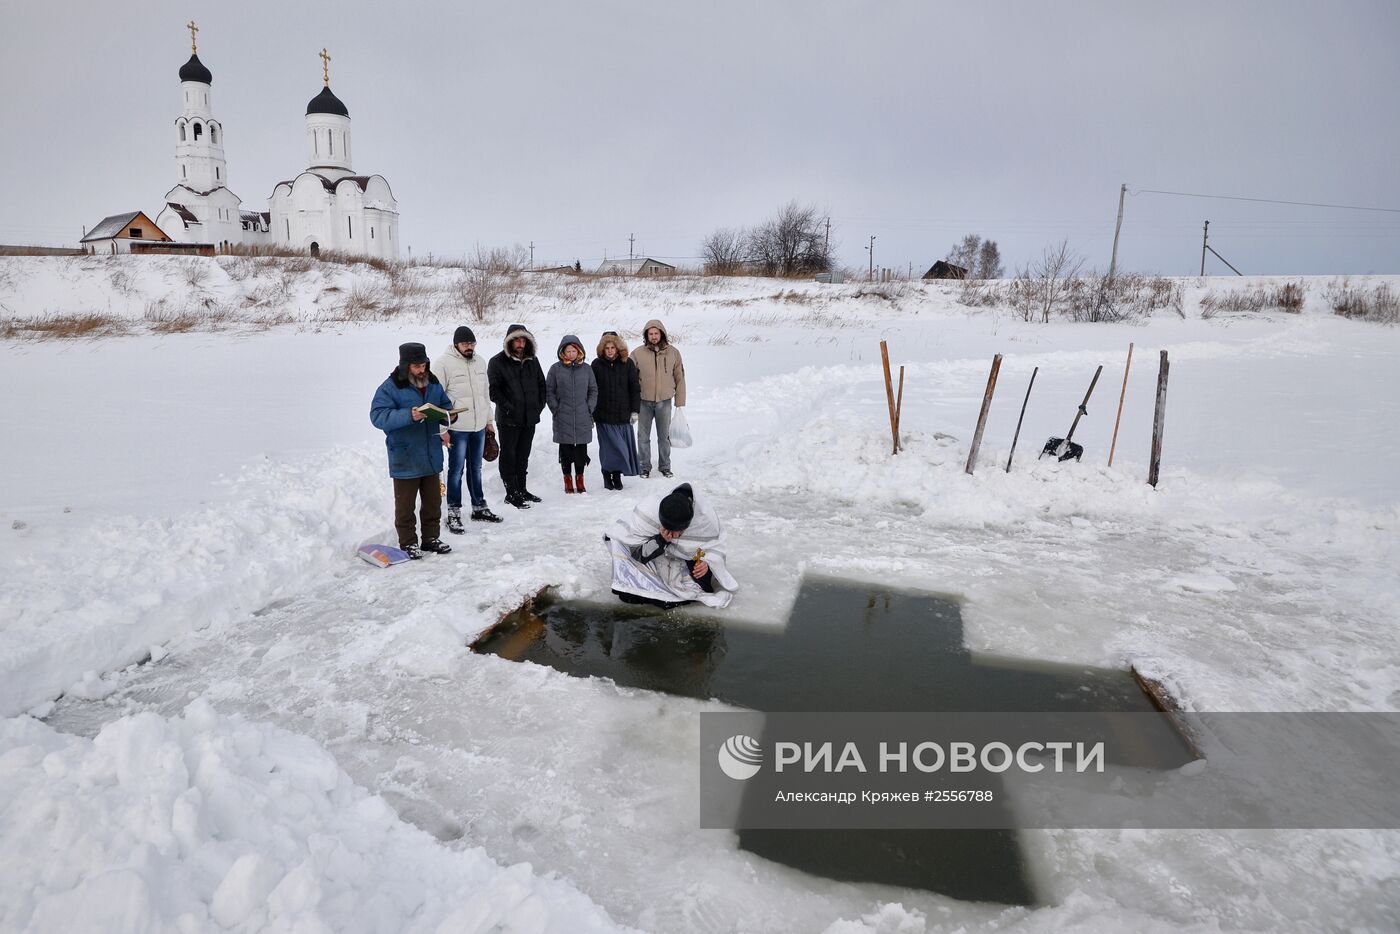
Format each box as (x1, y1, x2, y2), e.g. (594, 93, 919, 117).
(866, 235, 876, 281)
(824, 216, 831, 251)
(1200, 220, 1209, 276)
(629, 233, 635, 264)
(529, 240, 534, 270)
(1108, 182, 1126, 280)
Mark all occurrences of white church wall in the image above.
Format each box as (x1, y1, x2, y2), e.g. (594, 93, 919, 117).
(180, 81, 213, 120)
(154, 207, 194, 243)
(305, 113, 353, 176)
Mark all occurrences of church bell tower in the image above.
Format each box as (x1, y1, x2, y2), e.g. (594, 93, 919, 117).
(174, 21, 229, 193)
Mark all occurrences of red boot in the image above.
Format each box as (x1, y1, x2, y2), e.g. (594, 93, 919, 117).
(563, 475, 576, 494)
(575, 473, 587, 494)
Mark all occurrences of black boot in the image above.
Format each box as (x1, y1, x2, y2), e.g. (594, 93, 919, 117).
(613, 471, 624, 490)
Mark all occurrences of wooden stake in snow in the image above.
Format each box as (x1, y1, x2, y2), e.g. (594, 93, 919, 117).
(1006, 366, 1038, 472)
(1108, 342, 1134, 467)
(894, 365, 905, 442)
(880, 340, 900, 455)
(1148, 350, 1170, 488)
(965, 354, 1002, 475)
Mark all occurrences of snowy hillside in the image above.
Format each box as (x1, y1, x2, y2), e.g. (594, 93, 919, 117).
(2, 254, 1398, 932)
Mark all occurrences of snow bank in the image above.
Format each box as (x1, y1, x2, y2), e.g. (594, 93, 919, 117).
(0, 448, 387, 718)
(0, 699, 630, 933)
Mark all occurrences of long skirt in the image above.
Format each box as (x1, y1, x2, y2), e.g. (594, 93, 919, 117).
(597, 422, 641, 475)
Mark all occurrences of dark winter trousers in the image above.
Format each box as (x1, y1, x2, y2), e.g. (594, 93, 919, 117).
(497, 423, 535, 494)
(393, 475, 441, 547)
(558, 443, 589, 476)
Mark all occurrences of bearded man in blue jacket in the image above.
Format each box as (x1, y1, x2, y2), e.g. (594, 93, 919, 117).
(369, 342, 454, 559)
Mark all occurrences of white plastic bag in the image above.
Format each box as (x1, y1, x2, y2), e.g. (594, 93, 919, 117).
(669, 407, 693, 448)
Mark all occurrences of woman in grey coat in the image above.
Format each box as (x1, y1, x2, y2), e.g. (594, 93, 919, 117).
(545, 334, 599, 493)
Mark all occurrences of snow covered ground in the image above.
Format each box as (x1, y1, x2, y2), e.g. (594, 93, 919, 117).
(2, 256, 1398, 931)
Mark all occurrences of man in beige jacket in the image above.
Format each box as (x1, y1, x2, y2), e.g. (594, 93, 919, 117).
(633, 318, 686, 478)
(435, 326, 502, 530)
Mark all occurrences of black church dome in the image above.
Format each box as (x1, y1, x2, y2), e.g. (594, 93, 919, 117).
(178, 54, 213, 84)
(306, 86, 349, 117)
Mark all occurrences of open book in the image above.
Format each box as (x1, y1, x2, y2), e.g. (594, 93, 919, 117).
(413, 402, 467, 422)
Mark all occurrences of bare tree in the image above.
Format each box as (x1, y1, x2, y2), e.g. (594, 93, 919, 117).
(468, 244, 529, 274)
(976, 239, 1004, 279)
(457, 244, 521, 321)
(700, 227, 748, 274)
(945, 233, 982, 275)
(746, 201, 832, 277)
(943, 233, 1004, 279)
(1022, 239, 1084, 323)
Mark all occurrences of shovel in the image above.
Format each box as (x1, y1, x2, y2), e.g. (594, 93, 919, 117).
(1040, 365, 1103, 462)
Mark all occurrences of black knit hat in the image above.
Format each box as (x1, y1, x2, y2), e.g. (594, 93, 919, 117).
(398, 342, 429, 366)
(453, 326, 476, 344)
(659, 484, 695, 532)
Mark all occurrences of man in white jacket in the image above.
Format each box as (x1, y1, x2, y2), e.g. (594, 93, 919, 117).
(435, 326, 502, 531)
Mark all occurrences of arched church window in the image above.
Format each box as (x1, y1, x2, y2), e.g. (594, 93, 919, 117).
(193, 122, 203, 141)
(179, 123, 186, 142)
(210, 124, 218, 144)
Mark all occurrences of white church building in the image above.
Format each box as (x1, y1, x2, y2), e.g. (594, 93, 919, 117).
(154, 26, 399, 259)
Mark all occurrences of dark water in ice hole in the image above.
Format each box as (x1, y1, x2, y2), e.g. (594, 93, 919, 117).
(474, 578, 1189, 907)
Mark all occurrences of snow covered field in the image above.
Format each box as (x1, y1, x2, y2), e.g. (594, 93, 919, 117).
(2, 255, 1398, 932)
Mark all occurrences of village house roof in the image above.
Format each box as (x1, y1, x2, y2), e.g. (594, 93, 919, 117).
(80, 212, 143, 242)
(596, 257, 676, 274)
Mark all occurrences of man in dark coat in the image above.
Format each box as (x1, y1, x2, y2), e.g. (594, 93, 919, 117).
(369, 342, 454, 558)
(487, 324, 547, 509)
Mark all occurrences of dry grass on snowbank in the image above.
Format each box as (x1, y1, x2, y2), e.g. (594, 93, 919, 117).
(1, 311, 131, 340)
(1200, 281, 1307, 317)
(1326, 281, 1399, 323)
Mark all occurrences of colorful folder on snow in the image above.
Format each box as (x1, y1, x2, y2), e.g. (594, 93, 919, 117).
(358, 543, 412, 568)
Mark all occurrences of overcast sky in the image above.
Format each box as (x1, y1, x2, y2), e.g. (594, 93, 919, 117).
(3, 1, 1398, 275)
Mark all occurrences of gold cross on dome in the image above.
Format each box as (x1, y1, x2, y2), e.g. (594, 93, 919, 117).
(187, 20, 198, 53)
(320, 48, 332, 86)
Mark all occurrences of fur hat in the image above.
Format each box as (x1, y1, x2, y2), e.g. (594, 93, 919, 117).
(597, 331, 629, 361)
(398, 342, 429, 366)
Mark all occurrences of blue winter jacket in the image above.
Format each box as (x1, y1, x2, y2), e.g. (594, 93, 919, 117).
(370, 367, 453, 479)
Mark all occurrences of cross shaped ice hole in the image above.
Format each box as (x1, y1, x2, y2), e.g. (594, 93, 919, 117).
(476, 577, 1186, 905)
